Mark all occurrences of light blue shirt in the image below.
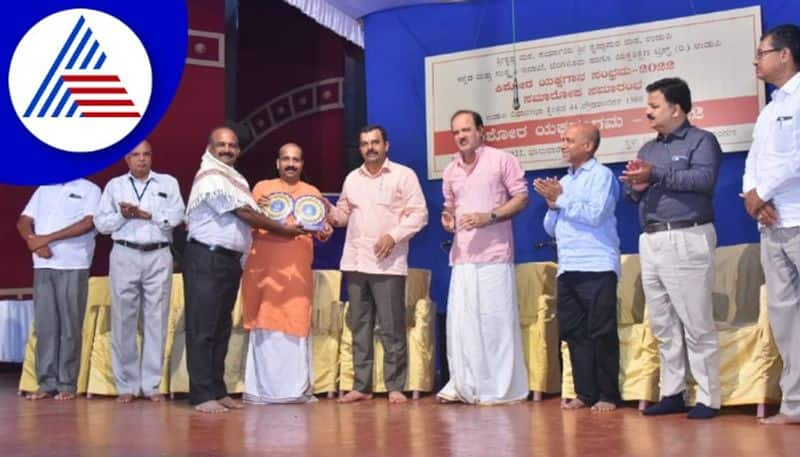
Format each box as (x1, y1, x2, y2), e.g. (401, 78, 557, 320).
(543, 158, 620, 277)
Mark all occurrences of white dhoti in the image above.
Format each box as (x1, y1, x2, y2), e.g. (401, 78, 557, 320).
(243, 329, 316, 404)
(438, 263, 529, 404)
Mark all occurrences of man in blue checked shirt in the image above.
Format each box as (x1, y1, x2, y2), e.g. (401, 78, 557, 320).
(534, 123, 621, 413)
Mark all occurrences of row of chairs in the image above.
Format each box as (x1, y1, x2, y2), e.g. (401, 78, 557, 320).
(18, 243, 781, 415)
(18, 269, 438, 399)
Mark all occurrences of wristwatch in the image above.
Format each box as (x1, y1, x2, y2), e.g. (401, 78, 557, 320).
(489, 212, 498, 224)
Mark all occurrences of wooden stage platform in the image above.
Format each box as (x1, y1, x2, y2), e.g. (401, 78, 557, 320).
(1, 365, 797, 456)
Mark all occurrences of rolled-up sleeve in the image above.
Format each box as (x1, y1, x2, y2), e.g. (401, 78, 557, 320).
(502, 154, 528, 196)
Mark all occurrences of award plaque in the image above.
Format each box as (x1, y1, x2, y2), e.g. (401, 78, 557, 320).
(262, 192, 294, 222)
(293, 195, 327, 231)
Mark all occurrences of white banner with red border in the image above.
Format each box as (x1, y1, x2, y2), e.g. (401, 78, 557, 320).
(424, 6, 764, 179)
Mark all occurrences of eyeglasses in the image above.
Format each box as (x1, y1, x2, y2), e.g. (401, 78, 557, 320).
(755, 48, 781, 59)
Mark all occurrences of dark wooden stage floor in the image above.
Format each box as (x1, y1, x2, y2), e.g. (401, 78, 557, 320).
(2, 366, 798, 457)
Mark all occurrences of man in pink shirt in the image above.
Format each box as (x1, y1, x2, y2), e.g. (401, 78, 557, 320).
(437, 110, 530, 404)
(328, 125, 428, 404)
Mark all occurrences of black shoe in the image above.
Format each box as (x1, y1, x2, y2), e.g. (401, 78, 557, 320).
(687, 403, 719, 419)
(642, 392, 688, 416)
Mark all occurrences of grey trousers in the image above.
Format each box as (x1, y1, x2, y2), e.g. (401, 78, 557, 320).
(761, 226, 800, 417)
(109, 244, 173, 396)
(346, 272, 407, 393)
(640, 223, 721, 408)
(32, 268, 89, 393)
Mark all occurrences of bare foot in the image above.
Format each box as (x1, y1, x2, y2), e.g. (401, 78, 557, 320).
(338, 390, 373, 403)
(561, 398, 588, 410)
(591, 401, 617, 412)
(218, 396, 243, 409)
(26, 390, 52, 401)
(388, 391, 408, 404)
(116, 393, 135, 404)
(54, 392, 76, 401)
(147, 393, 165, 402)
(560, 397, 570, 408)
(759, 413, 800, 425)
(436, 396, 459, 404)
(194, 400, 228, 413)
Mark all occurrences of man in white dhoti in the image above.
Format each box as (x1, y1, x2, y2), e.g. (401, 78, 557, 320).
(241, 143, 332, 404)
(437, 110, 530, 404)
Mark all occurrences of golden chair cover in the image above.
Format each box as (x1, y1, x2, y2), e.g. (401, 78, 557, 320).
(310, 269, 344, 394)
(515, 262, 561, 393)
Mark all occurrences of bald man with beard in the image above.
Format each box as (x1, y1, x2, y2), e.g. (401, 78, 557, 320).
(241, 143, 333, 404)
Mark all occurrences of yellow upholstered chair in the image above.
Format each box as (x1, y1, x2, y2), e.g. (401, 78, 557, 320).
(83, 273, 184, 397)
(686, 243, 781, 416)
(310, 269, 344, 396)
(515, 261, 561, 399)
(18, 276, 109, 395)
(561, 254, 661, 408)
(338, 268, 436, 398)
(168, 279, 248, 396)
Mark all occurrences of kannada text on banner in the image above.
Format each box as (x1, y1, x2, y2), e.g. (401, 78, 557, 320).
(424, 6, 764, 179)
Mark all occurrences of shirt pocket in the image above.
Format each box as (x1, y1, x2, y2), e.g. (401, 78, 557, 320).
(148, 188, 168, 213)
(669, 155, 690, 171)
(60, 194, 87, 223)
(773, 115, 795, 154)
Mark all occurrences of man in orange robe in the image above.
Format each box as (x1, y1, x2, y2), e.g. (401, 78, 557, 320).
(241, 143, 332, 403)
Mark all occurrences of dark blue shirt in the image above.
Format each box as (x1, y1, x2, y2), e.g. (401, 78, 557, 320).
(624, 121, 722, 228)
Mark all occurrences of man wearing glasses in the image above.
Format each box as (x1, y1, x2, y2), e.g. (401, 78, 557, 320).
(743, 24, 800, 425)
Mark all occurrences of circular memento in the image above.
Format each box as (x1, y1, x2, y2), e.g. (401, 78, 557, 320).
(262, 192, 294, 221)
(293, 195, 327, 230)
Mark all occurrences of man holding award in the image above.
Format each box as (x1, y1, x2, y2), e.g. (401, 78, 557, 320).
(241, 142, 332, 404)
(183, 127, 305, 413)
(329, 125, 428, 404)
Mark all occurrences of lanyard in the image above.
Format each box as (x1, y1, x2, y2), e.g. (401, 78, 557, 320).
(128, 177, 152, 203)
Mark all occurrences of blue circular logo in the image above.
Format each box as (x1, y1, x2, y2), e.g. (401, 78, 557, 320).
(2, 0, 187, 184)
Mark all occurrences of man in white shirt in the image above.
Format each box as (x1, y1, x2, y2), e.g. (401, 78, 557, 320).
(743, 24, 800, 425)
(183, 126, 304, 413)
(17, 178, 101, 400)
(94, 140, 185, 403)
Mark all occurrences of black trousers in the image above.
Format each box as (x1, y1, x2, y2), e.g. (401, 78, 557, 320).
(557, 271, 620, 405)
(182, 242, 242, 405)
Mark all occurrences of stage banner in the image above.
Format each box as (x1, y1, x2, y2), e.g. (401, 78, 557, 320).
(424, 6, 763, 179)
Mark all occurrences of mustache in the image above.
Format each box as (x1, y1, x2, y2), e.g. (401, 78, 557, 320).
(283, 166, 298, 172)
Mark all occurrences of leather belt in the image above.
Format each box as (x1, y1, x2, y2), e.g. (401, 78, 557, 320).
(642, 220, 710, 234)
(188, 239, 243, 260)
(114, 240, 171, 252)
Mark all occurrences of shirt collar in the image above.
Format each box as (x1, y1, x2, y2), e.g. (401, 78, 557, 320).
(455, 144, 484, 169)
(656, 120, 691, 142)
(128, 171, 156, 182)
(359, 158, 392, 178)
(774, 71, 800, 100)
(568, 157, 597, 175)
